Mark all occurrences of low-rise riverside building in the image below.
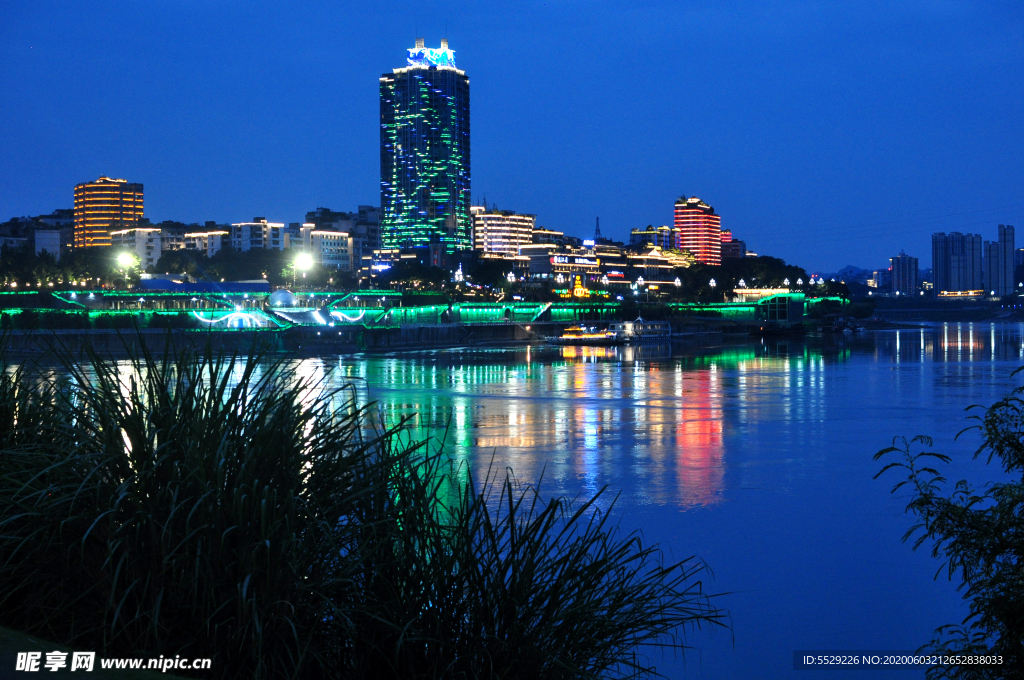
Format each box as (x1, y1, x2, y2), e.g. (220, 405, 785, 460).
(184, 231, 229, 258)
(230, 219, 275, 251)
(110, 227, 163, 269)
(308, 230, 353, 270)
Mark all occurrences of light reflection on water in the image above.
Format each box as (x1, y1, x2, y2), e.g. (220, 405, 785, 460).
(314, 337, 827, 509)
(293, 323, 1024, 514)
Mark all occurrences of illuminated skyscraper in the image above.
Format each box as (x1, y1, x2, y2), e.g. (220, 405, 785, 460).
(380, 38, 471, 251)
(673, 196, 721, 265)
(73, 176, 144, 248)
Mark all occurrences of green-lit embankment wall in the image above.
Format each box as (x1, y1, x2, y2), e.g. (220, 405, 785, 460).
(0, 291, 848, 338)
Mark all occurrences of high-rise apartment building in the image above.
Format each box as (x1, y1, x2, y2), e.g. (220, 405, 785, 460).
(471, 206, 535, 255)
(932, 232, 983, 293)
(983, 224, 1015, 297)
(890, 251, 919, 296)
(380, 39, 471, 252)
(73, 176, 144, 248)
(933, 227, 1014, 296)
(674, 196, 721, 266)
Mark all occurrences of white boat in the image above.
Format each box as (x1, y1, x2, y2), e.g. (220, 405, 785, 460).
(607, 318, 672, 344)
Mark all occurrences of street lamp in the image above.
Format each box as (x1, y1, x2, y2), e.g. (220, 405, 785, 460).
(601, 274, 609, 286)
(636, 276, 645, 287)
(294, 252, 314, 288)
(116, 252, 137, 289)
(506, 271, 516, 284)
(796, 278, 803, 285)
(737, 278, 746, 288)
(709, 278, 716, 289)
(674, 277, 682, 287)
(783, 278, 790, 286)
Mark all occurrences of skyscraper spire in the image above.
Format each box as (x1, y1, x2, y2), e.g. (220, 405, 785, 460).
(594, 216, 601, 240)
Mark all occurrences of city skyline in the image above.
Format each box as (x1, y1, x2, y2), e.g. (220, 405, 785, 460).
(1, 1, 1022, 272)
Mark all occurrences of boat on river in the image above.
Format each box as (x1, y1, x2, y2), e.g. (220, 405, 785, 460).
(608, 318, 672, 344)
(550, 324, 619, 346)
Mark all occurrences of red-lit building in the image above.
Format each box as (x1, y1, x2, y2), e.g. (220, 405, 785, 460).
(720, 229, 748, 258)
(673, 196, 721, 266)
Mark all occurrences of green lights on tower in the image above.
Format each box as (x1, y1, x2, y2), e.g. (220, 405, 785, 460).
(380, 40, 471, 252)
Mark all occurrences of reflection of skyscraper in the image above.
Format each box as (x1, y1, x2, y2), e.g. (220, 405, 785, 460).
(380, 38, 471, 252)
(675, 369, 724, 508)
(674, 196, 721, 265)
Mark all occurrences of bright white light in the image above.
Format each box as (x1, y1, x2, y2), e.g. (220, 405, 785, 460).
(295, 253, 314, 271)
(332, 310, 366, 322)
(674, 277, 682, 287)
(116, 252, 134, 268)
(709, 278, 716, 288)
(192, 311, 260, 328)
(783, 278, 790, 286)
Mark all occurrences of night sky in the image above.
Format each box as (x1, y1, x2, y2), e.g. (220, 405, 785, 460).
(2, 0, 1022, 272)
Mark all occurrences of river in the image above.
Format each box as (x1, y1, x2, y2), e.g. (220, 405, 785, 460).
(300, 323, 1022, 677)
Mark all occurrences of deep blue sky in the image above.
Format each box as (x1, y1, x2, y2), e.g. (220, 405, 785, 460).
(2, 1, 1022, 272)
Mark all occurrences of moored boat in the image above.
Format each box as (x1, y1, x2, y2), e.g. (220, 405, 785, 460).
(550, 324, 619, 345)
(608, 318, 672, 344)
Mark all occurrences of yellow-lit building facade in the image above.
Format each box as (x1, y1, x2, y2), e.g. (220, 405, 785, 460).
(73, 177, 144, 248)
(471, 206, 536, 256)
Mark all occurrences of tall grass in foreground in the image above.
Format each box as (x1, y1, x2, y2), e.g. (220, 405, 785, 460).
(0, 337, 725, 679)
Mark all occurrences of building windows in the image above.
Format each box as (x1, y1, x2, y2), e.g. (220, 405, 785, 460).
(74, 177, 144, 248)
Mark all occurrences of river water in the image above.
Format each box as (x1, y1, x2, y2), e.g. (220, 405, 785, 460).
(307, 323, 1021, 678)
